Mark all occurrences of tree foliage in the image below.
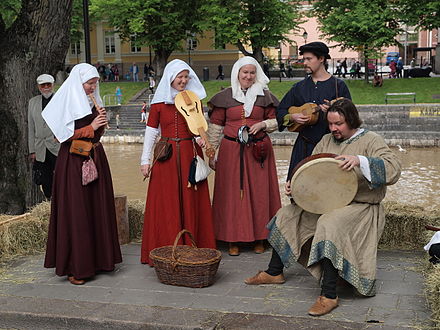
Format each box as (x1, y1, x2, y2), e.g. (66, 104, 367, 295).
(203, 0, 303, 63)
(312, 0, 402, 81)
(91, 0, 210, 75)
(399, 0, 440, 30)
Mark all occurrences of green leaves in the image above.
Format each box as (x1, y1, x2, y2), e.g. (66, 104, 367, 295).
(313, 0, 401, 55)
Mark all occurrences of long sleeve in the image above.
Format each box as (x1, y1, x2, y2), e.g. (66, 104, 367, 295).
(68, 125, 95, 141)
(141, 126, 160, 165)
(28, 104, 35, 154)
(207, 123, 224, 150)
(364, 134, 401, 188)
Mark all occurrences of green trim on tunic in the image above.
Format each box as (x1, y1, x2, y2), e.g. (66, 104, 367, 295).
(267, 217, 298, 268)
(333, 128, 368, 145)
(367, 157, 386, 189)
(268, 217, 377, 297)
(308, 240, 376, 297)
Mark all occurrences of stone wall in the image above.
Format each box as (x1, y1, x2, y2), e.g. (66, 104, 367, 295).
(102, 104, 440, 147)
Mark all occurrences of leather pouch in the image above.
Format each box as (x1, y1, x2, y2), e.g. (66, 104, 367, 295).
(154, 139, 172, 162)
(70, 140, 93, 157)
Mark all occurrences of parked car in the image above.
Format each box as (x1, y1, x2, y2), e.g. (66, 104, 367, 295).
(386, 52, 399, 65)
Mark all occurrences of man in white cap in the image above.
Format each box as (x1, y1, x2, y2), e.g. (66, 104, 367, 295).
(28, 74, 60, 198)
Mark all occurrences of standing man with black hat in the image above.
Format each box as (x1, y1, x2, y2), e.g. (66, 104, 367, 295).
(28, 74, 60, 198)
(276, 41, 352, 183)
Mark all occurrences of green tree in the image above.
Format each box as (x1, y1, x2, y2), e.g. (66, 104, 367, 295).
(203, 0, 303, 63)
(91, 0, 209, 75)
(0, 0, 74, 214)
(399, 0, 440, 30)
(312, 0, 401, 82)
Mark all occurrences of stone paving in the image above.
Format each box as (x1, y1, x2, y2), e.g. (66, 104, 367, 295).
(0, 243, 432, 329)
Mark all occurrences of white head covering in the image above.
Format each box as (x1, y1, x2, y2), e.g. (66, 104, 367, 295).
(151, 59, 206, 105)
(42, 63, 103, 143)
(231, 56, 269, 117)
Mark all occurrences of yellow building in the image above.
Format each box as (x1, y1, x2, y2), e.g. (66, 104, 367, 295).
(66, 23, 243, 79)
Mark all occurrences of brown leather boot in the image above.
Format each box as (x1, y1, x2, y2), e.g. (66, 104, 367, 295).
(68, 276, 85, 285)
(308, 296, 339, 316)
(244, 271, 285, 285)
(228, 243, 240, 256)
(254, 240, 265, 254)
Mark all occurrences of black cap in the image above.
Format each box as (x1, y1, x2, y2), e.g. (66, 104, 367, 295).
(299, 41, 331, 59)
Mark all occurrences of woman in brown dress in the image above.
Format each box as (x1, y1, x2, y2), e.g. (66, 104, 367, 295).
(207, 56, 281, 256)
(42, 63, 122, 285)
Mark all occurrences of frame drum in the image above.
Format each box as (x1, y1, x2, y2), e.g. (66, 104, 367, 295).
(290, 154, 358, 214)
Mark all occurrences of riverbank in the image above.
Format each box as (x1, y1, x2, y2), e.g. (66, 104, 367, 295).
(104, 103, 440, 147)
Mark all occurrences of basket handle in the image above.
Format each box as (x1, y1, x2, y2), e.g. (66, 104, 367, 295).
(171, 229, 197, 263)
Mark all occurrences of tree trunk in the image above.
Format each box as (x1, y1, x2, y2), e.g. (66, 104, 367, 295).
(152, 48, 175, 78)
(0, 0, 73, 214)
(252, 47, 265, 66)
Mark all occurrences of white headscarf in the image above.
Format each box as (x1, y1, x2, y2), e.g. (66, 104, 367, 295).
(42, 63, 103, 143)
(231, 56, 269, 117)
(151, 59, 206, 105)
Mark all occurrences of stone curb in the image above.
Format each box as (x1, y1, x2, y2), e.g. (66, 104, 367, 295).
(0, 295, 400, 330)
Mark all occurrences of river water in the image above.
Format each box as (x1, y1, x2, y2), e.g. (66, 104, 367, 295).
(105, 144, 440, 211)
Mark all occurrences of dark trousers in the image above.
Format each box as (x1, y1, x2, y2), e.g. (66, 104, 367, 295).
(35, 149, 57, 198)
(266, 249, 338, 299)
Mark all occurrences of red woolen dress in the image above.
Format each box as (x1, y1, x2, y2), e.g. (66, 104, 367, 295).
(209, 88, 281, 243)
(140, 103, 216, 265)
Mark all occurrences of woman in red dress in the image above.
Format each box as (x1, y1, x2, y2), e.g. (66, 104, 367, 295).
(207, 56, 281, 256)
(140, 60, 216, 265)
(42, 63, 122, 285)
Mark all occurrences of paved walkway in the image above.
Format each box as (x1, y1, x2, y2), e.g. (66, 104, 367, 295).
(0, 244, 431, 329)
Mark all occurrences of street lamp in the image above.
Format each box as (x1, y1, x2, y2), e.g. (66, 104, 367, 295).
(187, 39, 192, 66)
(82, 0, 91, 63)
(278, 43, 282, 82)
(302, 30, 308, 45)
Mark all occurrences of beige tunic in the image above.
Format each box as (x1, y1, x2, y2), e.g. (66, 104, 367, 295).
(268, 130, 401, 296)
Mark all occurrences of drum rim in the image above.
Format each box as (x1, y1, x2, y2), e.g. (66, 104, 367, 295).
(290, 157, 358, 214)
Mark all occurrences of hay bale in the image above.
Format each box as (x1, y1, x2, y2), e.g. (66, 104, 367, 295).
(127, 199, 145, 241)
(380, 201, 440, 250)
(425, 264, 440, 326)
(0, 202, 51, 262)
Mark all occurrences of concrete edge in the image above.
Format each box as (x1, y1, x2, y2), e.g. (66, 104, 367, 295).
(0, 295, 400, 329)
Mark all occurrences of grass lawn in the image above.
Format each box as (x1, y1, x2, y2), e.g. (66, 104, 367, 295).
(99, 77, 440, 105)
(99, 81, 148, 105)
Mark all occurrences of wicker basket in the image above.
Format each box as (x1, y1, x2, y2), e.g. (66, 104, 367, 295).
(149, 229, 222, 288)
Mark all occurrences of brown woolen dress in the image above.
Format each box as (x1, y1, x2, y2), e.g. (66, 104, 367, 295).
(44, 108, 122, 279)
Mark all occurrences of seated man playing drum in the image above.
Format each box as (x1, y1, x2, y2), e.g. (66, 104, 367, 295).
(245, 98, 401, 317)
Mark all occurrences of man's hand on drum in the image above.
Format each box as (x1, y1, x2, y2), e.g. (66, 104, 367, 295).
(290, 113, 310, 124)
(335, 155, 360, 171)
(284, 181, 292, 196)
(248, 121, 266, 135)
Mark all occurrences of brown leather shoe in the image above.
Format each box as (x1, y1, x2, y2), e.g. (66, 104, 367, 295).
(254, 240, 265, 254)
(308, 296, 339, 316)
(229, 243, 240, 256)
(68, 276, 85, 285)
(244, 271, 285, 285)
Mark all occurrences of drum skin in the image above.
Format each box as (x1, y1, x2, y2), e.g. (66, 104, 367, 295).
(290, 155, 358, 214)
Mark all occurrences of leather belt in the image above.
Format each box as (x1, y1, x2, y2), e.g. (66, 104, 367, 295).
(161, 137, 193, 142)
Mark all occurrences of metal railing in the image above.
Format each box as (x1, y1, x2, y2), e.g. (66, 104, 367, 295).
(103, 94, 117, 106)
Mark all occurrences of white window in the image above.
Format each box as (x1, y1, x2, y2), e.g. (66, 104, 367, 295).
(105, 33, 115, 54)
(187, 39, 197, 50)
(70, 42, 81, 55)
(130, 35, 142, 53)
